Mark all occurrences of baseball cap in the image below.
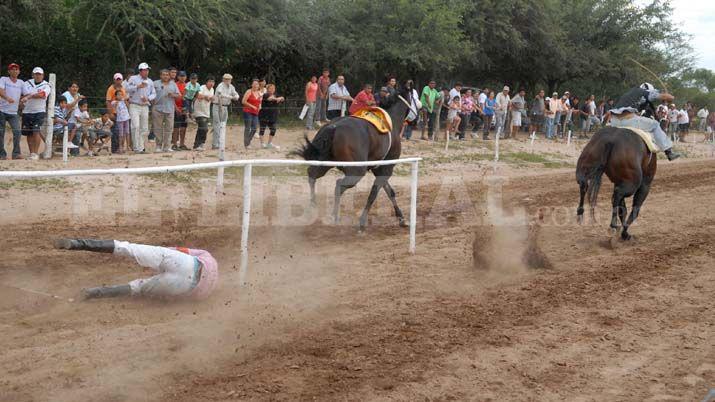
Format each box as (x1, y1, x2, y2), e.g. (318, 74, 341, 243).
(552, 92, 558, 96)
(380, 86, 389, 92)
(32, 67, 44, 75)
(8, 63, 20, 70)
(137, 62, 150, 70)
(113, 73, 123, 80)
(222, 73, 233, 80)
(178, 70, 187, 77)
(503, 85, 510, 91)
(190, 73, 198, 79)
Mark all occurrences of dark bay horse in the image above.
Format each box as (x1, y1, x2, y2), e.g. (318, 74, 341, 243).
(576, 126, 657, 240)
(293, 84, 414, 230)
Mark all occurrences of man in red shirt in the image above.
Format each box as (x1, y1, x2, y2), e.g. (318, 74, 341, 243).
(172, 71, 188, 150)
(316, 69, 331, 123)
(349, 83, 376, 115)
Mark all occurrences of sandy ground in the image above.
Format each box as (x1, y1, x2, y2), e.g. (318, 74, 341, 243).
(1, 124, 714, 401)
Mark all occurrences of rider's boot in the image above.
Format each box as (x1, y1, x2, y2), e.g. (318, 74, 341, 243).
(664, 148, 681, 161)
(54, 238, 115, 253)
(82, 284, 131, 300)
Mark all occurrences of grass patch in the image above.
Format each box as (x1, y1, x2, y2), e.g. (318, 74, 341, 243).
(0, 177, 69, 191)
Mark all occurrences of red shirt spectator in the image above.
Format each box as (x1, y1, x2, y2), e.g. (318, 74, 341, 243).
(349, 85, 376, 115)
(175, 79, 187, 113)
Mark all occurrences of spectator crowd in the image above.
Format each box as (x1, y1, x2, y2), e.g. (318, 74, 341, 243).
(1, 62, 713, 161)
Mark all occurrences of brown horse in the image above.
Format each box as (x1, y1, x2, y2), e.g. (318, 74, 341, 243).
(293, 83, 415, 230)
(576, 126, 657, 240)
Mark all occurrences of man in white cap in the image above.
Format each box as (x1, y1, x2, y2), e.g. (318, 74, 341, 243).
(19, 67, 51, 160)
(211, 73, 240, 150)
(126, 62, 156, 153)
(54, 238, 219, 301)
(495, 85, 511, 137)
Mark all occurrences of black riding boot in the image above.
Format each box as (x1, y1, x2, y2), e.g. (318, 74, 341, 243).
(82, 284, 131, 300)
(665, 148, 681, 161)
(54, 238, 115, 253)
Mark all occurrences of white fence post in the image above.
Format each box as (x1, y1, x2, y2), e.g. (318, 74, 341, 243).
(43, 73, 57, 159)
(62, 126, 69, 163)
(239, 164, 253, 285)
(217, 102, 227, 192)
(494, 126, 501, 162)
(567, 129, 572, 146)
(409, 160, 418, 254)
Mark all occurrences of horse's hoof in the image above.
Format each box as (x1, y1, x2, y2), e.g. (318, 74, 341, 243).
(609, 227, 618, 235)
(576, 215, 584, 225)
(357, 227, 366, 235)
(398, 219, 409, 228)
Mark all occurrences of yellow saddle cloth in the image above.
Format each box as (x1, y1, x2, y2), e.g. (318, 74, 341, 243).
(624, 127, 659, 153)
(351, 107, 393, 134)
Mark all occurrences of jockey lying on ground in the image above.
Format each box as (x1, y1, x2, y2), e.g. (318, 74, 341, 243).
(609, 82, 681, 161)
(54, 239, 218, 300)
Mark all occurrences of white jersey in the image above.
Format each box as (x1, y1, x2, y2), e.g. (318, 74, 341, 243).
(22, 79, 51, 114)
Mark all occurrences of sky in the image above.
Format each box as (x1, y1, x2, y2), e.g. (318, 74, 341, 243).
(670, 0, 715, 70)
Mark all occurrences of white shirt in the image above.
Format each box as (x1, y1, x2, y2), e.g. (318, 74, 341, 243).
(194, 85, 214, 118)
(668, 109, 678, 123)
(478, 92, 487, 106)
(22, 79, 51, 114)
(71, 108, 90, 125)
(212, 82, 239, 106)
(677, 110, 689, 124)
(697, 108, 709, 118)
(449, 88, 461, 102)
(0, 76, 24, 114)
(113, 100, 130, 122)
(495, 92, 510, 112)
(126, 74, 156, 105)
(328, 82, 350, 111)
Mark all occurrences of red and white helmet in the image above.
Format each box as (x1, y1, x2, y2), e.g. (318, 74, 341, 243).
(640, 82, 655, 91)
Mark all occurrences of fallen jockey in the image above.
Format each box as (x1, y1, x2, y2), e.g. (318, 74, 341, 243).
(54, 239, 218, 300)
(608, 83, 681, 161)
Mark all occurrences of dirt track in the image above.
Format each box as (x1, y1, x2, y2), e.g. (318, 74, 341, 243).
(1, 130, 714, 401)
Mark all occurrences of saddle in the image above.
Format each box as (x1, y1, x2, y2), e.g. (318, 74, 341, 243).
(623, 127, 659, 153)
(351, 107, 393, 134)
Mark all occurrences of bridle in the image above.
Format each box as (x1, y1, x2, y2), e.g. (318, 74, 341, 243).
(398, 94, 418, 117)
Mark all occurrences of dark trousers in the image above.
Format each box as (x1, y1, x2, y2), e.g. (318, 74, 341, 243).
(259, 120, 277, 137)
(110, 120, 119, 153)
(243, 112, 259, 147)
(193, 116, 208, 148)
(458, 113, 471, 139)
(0, 112, 22, 158)
(422, 110, 436, 138)
(326, 109, 341, 120)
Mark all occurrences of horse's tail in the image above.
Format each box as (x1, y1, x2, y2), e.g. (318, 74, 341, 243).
(577, 141, 613, 219)
(290, 125, 335, 161)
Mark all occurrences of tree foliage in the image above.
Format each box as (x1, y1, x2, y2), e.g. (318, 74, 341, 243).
(0, 0, 707, 105)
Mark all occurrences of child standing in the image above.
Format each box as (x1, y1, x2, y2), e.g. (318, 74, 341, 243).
(445, 96, 461, 141)
(112, 92, 131, 153)
(258, 84, 285, 150)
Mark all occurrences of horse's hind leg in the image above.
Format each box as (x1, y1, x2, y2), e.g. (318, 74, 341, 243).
(618, 198, 630, 240)
(624, 182, 651, 238)
(333, 167, 366, 224)
(610, 183, 635, 232)
(577, 181, 587, 224)
(358, 177, 384, 231)
(383, 181, 408, 228)
(308, 166, 331, 206)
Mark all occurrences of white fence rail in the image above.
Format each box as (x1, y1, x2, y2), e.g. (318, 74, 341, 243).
(0, 157, 422, 285)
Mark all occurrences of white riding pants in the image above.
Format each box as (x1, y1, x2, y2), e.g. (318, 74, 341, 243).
(114, 241, 198, 297)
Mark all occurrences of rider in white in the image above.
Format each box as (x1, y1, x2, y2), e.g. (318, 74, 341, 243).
(608, 83, 681, 160)
(54, 238, 218, 300)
